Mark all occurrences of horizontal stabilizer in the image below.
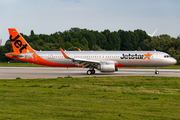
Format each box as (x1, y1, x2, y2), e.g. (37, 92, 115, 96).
(6, 53, 24, 57)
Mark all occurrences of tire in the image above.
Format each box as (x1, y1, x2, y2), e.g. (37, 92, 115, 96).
(87, 70, 92, 75)
(155, 71, 159, 74)
(91, 70, 95, 74)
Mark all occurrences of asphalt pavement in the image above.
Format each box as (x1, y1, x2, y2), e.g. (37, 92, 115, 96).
(0, 67, 180, 79)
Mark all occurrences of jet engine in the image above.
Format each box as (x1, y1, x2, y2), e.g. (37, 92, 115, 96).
(97, 63, 115, 72)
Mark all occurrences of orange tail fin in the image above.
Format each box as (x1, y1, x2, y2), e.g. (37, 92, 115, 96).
(8, 28, 34, 54)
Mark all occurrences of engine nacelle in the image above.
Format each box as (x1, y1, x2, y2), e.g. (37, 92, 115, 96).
(98, 63, 115, 72)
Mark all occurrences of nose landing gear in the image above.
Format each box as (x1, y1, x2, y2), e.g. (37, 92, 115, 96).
(155, 67, 159, 74)
(155, 71, 159, 74)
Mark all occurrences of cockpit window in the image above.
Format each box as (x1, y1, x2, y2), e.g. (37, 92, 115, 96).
(164, 55, 171, 58)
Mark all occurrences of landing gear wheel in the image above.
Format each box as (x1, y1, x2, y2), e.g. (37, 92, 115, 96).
(91, 70, 95, 74)
(87, 70, 92, 75)
(155, 67, 159, 75)
(155, 71, 159, 74)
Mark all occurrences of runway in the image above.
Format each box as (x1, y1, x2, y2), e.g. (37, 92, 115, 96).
(0, 67, 180, 79)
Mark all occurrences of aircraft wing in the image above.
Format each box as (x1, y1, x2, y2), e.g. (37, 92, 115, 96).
(72, 58, 100, 68)
(60, 48, 101, 68)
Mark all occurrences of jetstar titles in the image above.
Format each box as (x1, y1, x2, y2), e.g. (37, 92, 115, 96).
(121, 54, 144, 59)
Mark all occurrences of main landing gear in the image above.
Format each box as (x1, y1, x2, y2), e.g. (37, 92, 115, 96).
(155, 67, 159, 74)
(87, 69, 95, 75)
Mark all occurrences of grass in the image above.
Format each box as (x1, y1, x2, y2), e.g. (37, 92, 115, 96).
(0, 76, 180, 119)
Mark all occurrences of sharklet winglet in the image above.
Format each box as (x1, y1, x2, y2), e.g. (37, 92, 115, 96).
(60, 48, 71, 59)
(78, 48, 81, 51)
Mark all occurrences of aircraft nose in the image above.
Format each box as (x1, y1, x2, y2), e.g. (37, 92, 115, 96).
(173, 58, 177, 64)
(170, 58, 177, 65)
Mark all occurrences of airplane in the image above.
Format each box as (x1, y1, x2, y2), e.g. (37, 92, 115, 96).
(148, 28, 158, 37)
(6, 28, 177, 75)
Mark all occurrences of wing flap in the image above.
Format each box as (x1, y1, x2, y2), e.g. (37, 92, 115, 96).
(73, 58, 100, 64)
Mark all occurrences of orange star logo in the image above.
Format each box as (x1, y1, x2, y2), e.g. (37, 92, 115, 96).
(143, 53, 152, 60)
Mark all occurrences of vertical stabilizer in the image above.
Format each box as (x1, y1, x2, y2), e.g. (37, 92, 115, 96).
(8, 28, 34, 54)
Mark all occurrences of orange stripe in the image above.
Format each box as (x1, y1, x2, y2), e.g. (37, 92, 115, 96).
(6, 53, 81, 67)
(115, 63, 132, 67)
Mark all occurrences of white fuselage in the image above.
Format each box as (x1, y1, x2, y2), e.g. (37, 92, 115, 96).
(35, 51, 176, 67)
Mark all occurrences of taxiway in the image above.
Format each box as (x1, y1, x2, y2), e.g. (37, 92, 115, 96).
(0, 67, 180, 79)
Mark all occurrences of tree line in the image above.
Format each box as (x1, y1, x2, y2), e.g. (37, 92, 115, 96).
(0, 27, 180, 63)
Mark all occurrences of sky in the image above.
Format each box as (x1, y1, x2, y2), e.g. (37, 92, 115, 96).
(0, 0, 180, 45)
